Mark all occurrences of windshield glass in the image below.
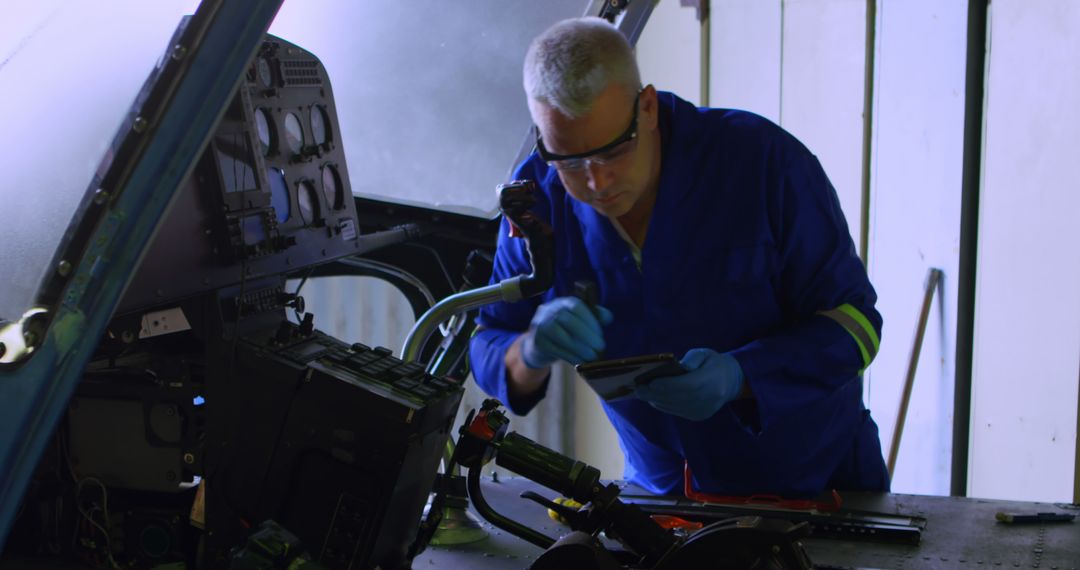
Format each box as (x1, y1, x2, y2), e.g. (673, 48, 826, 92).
(268, 1, 590, 217)
(0, 1, 200, 321)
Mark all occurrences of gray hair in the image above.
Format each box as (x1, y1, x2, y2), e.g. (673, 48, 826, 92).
(523, 17, 641, 119)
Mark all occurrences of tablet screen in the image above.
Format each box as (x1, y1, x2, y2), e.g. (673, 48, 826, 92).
(575, 354, 686, 402)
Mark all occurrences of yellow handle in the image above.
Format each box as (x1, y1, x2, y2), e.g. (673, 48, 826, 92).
(546, 496, 584, 525)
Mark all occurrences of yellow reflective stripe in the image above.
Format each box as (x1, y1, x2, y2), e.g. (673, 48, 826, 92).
(836, 303, 880, 354)
(819, 304, 879, 368)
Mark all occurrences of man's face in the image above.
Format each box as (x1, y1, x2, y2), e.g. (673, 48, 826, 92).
(530, 84, 659, 220)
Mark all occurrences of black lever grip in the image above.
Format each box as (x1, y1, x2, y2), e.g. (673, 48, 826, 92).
(498, 180, 554, 299)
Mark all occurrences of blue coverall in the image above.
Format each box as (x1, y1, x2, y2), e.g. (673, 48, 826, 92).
(469, 92, 889, 498)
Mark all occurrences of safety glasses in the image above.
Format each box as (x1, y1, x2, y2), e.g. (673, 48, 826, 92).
(535, 92, 640, 172)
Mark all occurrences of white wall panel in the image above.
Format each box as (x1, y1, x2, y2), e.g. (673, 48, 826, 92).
(781, 0, 867, 246)
(866, 0, 966, 495)
(709, 0, 782, 122)
(970, 0, 1080, 502)
(636, 0, 702, 106)
(570, 362, 625, 477)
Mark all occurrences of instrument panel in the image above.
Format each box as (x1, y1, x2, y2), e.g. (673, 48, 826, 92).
(231, 38, 357, 249)
(117, 36, 361, 315)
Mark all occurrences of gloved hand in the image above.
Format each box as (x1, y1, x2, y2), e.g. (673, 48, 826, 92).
(520, 297, 614, 369)
(634, 348, 745, 421)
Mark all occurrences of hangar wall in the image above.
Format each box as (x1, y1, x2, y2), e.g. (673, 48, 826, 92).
(968, 0, 1080, 502)
(581, 0, 1080, 501)
(290, 0, 1080, 500)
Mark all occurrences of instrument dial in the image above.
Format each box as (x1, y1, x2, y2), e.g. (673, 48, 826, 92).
(254, 108, 275, 156)
(297, 180, 321, 225)
(257, 57, 274, 88)
(267, 168, 290, 223)
(284, 112, 304, 155)
(310, 105, 329, 146)
(321, 164, 344, 210)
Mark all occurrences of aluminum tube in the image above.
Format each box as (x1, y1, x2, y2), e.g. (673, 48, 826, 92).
(401, 277, 523, 362)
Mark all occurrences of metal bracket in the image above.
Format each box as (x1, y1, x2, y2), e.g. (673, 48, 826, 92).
(679, 0, 710, 23)
(0, 307, 49, 365)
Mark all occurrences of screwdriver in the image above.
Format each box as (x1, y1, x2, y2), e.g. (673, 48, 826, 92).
(995, 512, 1075, 524)
(573, 280, 604, 360)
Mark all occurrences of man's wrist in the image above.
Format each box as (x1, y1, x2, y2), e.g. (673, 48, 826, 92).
(519, 333, 549, 370)
(506, 334, 551, 395)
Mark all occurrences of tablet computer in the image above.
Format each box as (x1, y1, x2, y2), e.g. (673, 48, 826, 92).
(575, 353, 687, 402)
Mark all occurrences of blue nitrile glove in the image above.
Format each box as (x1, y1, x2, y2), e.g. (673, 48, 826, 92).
(634, 348, 745, 421)
(521, 297, 614, 369)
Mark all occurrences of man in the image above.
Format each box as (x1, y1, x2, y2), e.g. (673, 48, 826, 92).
(469, 17, 888, 498)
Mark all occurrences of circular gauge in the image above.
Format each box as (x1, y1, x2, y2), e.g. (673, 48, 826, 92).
(254, 108, 275, 156)
(284, 112, 304, 154)
(257, 57, 274, 87)
(267, 168, 290, 223)
(310, 105, 329, 145)
(321, 164, 344, 210)
(297, 180, 321, 225)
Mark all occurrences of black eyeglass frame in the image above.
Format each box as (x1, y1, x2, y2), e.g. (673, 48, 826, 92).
(534, 92, 641, 163)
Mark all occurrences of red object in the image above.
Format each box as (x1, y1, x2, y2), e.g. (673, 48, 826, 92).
(650, 514, 705, 531)
(507, 222, 524, 238)
(682, 462, 842, 512)
(466, 410, 498, 442)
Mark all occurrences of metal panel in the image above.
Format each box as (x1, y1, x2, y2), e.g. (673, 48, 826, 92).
(865, 0, 966, 496)
(970, 0, 1080, 502)
(637, 0, 701, 106)
(709, 0, 782, 122)
(780, 0, 867, 248)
